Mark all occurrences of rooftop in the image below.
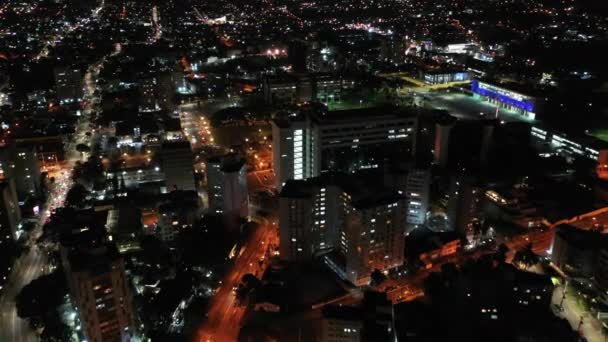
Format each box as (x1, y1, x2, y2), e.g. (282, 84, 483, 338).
(280, 172, 404, 209)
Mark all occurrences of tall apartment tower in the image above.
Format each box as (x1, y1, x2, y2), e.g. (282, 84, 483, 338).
(161, 141, 196, 192)
(272, 107, 417, 189)
(433, 115, 457, 167)
(272, 115, 319, 190)
(61, 230, 135, 342)
(340, 193, 406, 285)
(404, 168, 431, 228)
(447, 174, 484, 239)
(0, 178, 21, 240)
(0, 143, 41, 200)
(205, 154, 249, 218)
(54, 66, 84, 105)
(279, 173, 406, 286)
(138, 77, 159, 112)
(279, 177, 342, 261)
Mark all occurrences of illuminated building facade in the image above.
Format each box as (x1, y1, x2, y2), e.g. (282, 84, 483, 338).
(404, 169, 430, 227)
(54, 66, 84, 105)
(61, 230, 135, 342)
(531, 126, 607, 163)
(447, 175, 484, 239)
(205, 154, 249, 218)
(279, 173, 406, 286)
(0, 144, 42, 200)
(472, 80, 536, 119)
(272, 107, 417, 190)
(422, 71, 470, 85)
(138, 77, 160, 112)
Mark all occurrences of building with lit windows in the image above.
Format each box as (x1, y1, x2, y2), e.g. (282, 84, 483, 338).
(315, 291, 396, 342)
(60, 229, 135, 342)
(0, 179, 20, 240)
(404, 169, 430, 227)
(314, 74, 356, 104)
(272, 114, 319, 189)
(205, 154, 249, 218)
(531, 126, 607, 162)
(263, 74, 355, 105)
(138, 77, 160, 112)
(0, 143, 41, 200)
(54, 66, 84, 105)
(263, 75, 312, 104)
(279, 173, 406, 286)
(421, 70, 470, 85)
(272, 106, 417, 190)
(447, 174, 484, 239)
(472, 80, 536, 120)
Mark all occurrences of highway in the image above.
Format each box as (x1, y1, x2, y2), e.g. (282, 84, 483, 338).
(197, 219, 278, 342)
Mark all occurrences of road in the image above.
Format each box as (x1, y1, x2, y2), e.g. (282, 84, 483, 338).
(374, 247, 493, 305)
(552, 285, 605, 342)
(151, 6, 162, 43)
(0, 46, 103, 342)
(197, 219, 278, 342)
(31, 1, 105, 62)
(0, 161, 73, 342)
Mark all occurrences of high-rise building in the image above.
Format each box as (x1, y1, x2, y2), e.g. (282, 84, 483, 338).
(404, 168, 430, 228)
(156, 71, 177, 111)
(138, 77, 159, 112)
(205, 154, 249, 218)
(433, 115, 457, 167)
(550, 224, 599, 277)
(447, 175, 484, 238)
(60, 229, 135, 342)
(279, 173, 406, 285)
(0, 144, 42, 200)
(0, 178, 21, 240)
(339, 192, 406, 285)
(161, 141, 196, 192)
(54, 66, 84, 105)
(272, 115, 319, 189)
(272, 106, 417, 189)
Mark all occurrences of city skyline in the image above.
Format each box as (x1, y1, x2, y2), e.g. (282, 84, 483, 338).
(1, 0, 608, 341)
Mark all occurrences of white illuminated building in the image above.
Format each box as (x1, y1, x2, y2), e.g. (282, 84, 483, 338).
(279, 173, 406, 286)
(272, 107, 417, 190)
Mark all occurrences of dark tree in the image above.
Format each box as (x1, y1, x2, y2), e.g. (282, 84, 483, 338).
(76, 143, 91, 154)
(65, 183, 88, 208)
(16, 270, 68, 332)
(370, 269, 387, 286)
(241, 273, 261, 290)
(513, 243, 539, 268)
(495, 243, 509, 264)
(39, 316, 71, 342)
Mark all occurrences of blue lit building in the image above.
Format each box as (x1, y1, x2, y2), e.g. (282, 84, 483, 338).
(472, 80, 536, 119)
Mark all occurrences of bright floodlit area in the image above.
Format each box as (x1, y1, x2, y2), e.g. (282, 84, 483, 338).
(425, 91, 537, 123)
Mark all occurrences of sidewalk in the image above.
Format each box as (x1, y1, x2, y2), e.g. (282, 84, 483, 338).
(551, 285, 605, 342)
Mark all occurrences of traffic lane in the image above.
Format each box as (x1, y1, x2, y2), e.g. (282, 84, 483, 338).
(199, 223, 276, 340)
